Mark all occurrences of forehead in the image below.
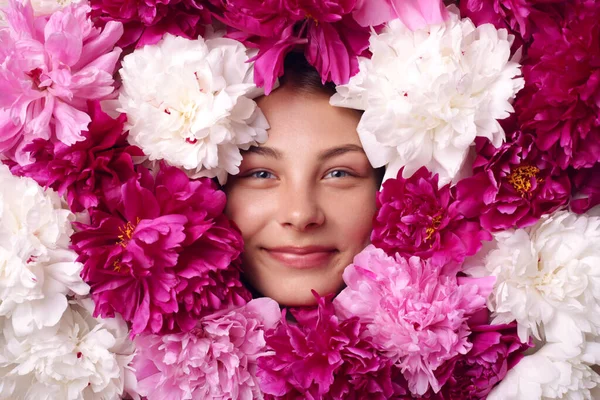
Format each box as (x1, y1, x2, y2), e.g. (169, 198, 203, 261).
(255, 86, 362, 151)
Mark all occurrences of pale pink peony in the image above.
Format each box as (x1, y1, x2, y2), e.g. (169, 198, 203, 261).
(132, 298, 281, 400)
(334, 245, 495, 396)
(0, 0, 123, 165)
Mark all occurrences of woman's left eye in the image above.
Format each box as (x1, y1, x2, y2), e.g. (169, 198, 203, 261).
(324, 170, 351, 179)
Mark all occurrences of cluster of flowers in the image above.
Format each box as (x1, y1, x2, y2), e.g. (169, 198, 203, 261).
(0, 0, 599, 398)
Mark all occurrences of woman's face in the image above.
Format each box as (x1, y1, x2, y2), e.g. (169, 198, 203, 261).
(224, 86, 379, 306)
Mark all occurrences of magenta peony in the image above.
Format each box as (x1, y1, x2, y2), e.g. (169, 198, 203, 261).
(459, 0, 562, 44)
(257, 294, 400, 400)
(425, 310, 531, 399)
(212, 0, 371, 94)
(0, 0, 123, 165)
(455, 131, 571, 231)
(7, 101, 143, 213)
(89, 0, 211, 48)
(371, 167, 490, 264)
(570, 163, 600, 214)
(514, 0, 600, 171)
(334, 245, 495, 396)
(133, 298, 281, 400)
(70, 164, 250, 335)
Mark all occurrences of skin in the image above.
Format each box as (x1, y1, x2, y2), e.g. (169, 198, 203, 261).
(224, 85, 380, 306)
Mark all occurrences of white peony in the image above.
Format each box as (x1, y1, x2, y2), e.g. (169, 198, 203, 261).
(0, 165, 89, 336)
(0, 299, 136, 400)
(487, 339, 600, 400)
(331, 6, 524, 185)
(465, 210, 600, 346)
(118, 34, 269, 184)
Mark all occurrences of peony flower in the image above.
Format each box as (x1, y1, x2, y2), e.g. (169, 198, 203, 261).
(487, 339, 600, 400)
(90, 0, 211, 49)
(257, 294, 399, 400)
(455, 130, 571, 231)
(118, 34, 269, 184)
(352, 0, 447, 30)
(371, 166, 490, 264)
(570, 163, 600, 214)
(0, 0, 123, 165)
(70, 164, 250, 335)
(464, 210, 600, 346)
(333, 245, 495, 396)
(0, 164, 89, 336)
(426, 309, 531, 399)
(132, 298, 281, 400)
(8, 101, 143, 213)
(331, 6, 524, 185)
(212, 0, 372, 94)
(459, 0, 563, 44)
(0, 298, 137, 400)
(514, 0, 600, 171)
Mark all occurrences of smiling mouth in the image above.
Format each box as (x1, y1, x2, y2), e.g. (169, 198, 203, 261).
(263, 246, 338, 269)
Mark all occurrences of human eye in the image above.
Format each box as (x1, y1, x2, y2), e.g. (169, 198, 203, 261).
(323, 169, 352, 179)
(248, 170, 276, 179)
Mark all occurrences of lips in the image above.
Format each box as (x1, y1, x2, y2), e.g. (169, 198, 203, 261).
(263, 246, 338, 269)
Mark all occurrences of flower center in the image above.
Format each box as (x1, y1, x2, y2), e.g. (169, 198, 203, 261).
(425, 214, 443, 241)
(27, 68, 44, 90)
(117, 219, 138, 248)
(507, 165, 541, 195)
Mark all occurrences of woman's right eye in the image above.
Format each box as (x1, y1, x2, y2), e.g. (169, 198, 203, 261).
(249, 170, 275, 179)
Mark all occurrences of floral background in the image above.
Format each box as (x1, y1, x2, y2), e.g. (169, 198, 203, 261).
(0, 0, 599, 399)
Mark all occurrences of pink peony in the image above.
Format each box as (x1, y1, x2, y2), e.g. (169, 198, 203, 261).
(133, 298, 281, 400)
(7, 101, 143, 212)
(212, 0, 371, 94)
(455, 131, 571, 231)
(90, 0, 211, 48)
(570, 163, 600, 214)
(352, 0, 447, 30)
(257, 294, 401, 400)
(0, 0, 123, 165)
(514, 0, 600, 171)
(70, 164, 250, 335)
(334, 245, 495, 396)
(371, 167, 490, 264)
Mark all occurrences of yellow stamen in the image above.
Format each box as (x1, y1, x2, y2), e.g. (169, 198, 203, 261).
(508, 165, 541, 196)
(425, 215, 443, 241)
(116, 218, 139, 248)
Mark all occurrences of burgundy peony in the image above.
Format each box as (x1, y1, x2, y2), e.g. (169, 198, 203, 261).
(90, 0, 212, 48)
(211, 0, 371, 94)
(257, 294, 400, 400)
(514, 0, 600, 171)
(455, 131, 571, 231)
(7, 101, 143, 213)
(70, 163, 250, 336)
(371, 167, 490, 264)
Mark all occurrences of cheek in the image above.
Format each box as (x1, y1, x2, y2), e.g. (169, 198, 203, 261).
(323, 187, 378, 249)
(224, 187, 272, 243)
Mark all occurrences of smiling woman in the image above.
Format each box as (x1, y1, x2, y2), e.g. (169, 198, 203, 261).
(224, 53, 381, 306)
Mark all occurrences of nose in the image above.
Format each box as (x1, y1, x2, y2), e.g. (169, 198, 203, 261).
(277, 184, 325, 231)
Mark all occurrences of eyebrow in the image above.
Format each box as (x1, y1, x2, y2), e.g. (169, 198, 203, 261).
(243, 143, 365, 161)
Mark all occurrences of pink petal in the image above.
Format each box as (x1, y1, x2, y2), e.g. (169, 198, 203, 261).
(53, 99, 90, 145)
(353, 0, 447, 30)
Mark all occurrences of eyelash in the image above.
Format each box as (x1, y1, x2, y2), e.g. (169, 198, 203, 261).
(246, 169, 353, 180)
